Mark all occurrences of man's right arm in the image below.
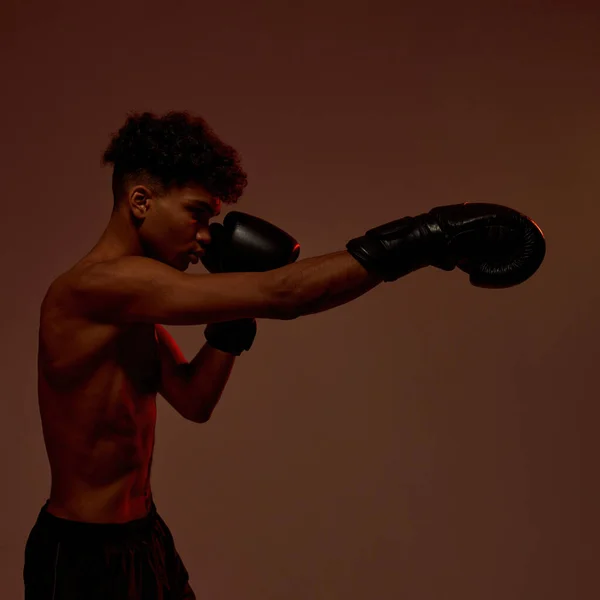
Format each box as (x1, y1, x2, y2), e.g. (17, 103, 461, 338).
(71, 252, 382, 326)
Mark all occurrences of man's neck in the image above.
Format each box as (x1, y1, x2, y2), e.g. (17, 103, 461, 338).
(88, 211, 143, 261)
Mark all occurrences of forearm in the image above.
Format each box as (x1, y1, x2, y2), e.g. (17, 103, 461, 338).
(182, 342, 236, 422)
(274, 250, 383, 318)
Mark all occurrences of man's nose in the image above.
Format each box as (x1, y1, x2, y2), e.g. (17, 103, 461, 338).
(196, 227, 211, 246)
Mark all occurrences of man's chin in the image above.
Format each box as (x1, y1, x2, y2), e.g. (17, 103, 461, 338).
(179, 256, 193, 272)
(159, 254, 186, 271)
(161, 254, 194, 271)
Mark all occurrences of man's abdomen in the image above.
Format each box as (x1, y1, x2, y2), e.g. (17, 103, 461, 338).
(41, 391, 157, 522)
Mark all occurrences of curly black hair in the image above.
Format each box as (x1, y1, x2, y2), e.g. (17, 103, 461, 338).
(102, 111, 247, 206)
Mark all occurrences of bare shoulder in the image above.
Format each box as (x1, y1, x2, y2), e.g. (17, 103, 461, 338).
(40, 259, 99, 321)
(41, 256, 143, 317)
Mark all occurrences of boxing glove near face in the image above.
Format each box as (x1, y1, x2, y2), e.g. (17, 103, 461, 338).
(201, 211, 300, 274)
(201, 211, 300, 355)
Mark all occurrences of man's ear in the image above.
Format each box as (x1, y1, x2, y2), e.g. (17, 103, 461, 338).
(128, 185, 154, 219)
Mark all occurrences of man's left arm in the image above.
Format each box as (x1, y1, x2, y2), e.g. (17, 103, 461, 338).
(155, 324, 235, 423)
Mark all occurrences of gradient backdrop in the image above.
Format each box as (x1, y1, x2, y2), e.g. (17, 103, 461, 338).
(2, 1, 598, 599)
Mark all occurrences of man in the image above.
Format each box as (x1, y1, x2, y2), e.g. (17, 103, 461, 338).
(24, 111, 545, 599)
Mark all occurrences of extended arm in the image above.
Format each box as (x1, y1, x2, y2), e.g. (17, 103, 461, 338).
(72, 204, 545, 327)
(70, 250, 382, 327)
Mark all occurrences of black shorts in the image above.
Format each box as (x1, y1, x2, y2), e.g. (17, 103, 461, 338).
(23, 501, 195, 599)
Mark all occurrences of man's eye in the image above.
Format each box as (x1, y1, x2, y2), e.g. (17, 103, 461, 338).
(192, 210, 210, 221)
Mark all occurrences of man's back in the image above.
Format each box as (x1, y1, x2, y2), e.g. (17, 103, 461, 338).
(37, 260, 160, 523)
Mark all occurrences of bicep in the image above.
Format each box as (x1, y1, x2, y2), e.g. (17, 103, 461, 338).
(155, 324, 190, 415)
(71, 256, 286, 326)
(155, 324, 187, 366)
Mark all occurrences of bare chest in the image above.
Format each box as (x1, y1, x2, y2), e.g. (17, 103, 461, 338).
(39, 302, 161, 398)
(39, 317, 161, 456)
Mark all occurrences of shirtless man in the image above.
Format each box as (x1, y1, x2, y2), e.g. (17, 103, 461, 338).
(23, 111, 545, 599)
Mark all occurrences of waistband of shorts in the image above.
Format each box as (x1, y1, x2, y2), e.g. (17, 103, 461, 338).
(34, 499, 159, 540)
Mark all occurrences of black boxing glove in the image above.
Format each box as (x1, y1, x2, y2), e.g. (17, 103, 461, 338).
(346, 203, 545, 288)
(201, 211, 300, 355)
(202, 211, 301, 273)
(204, 318, 258, 357)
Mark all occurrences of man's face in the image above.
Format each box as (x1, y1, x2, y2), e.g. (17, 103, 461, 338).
(136, 183, 222, 271)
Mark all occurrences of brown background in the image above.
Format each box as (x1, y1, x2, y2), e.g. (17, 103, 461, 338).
(2, 1, 598, 598)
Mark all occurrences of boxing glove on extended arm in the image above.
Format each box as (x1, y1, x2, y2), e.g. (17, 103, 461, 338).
(346, 202, 546, 288)
(201, 212, 300, 354)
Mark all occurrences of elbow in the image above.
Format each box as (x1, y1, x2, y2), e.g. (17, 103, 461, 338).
(188, 411, 211, 424)
(185, 403, 213, 423)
